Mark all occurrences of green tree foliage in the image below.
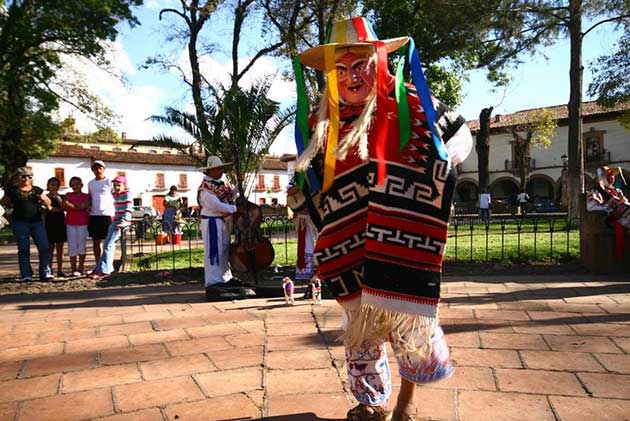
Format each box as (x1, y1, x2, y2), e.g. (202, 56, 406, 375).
(509, 109, 557, 190)
(148, 80, 292, 192)
(0, 0, 142, 188)
(216, 81, 293, 192)
(588, 31, 630, 129)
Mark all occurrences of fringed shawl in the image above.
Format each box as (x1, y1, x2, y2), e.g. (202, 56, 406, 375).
(304, 84, 464, 355)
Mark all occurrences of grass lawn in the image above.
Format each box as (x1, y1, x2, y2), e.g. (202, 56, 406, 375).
(128, 240, 298, 271)
(447, 217, 579, 262)
(0, 227, 13, 243)
(126, 217, 580, 272)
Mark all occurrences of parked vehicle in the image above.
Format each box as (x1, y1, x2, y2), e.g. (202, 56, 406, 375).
(533, 198, 559, 213)
(131, 206, 160, 219)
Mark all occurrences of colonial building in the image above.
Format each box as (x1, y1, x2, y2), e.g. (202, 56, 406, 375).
(457, 101, 630, 209)
(24, 135, 291, 213)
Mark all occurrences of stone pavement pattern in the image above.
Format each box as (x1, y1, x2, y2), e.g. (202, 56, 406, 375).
(0, 275, 629, 420)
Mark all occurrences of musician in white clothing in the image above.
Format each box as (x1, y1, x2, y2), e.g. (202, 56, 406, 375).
(197, 156, 238, 299)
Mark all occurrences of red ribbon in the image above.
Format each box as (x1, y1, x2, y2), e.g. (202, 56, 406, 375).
(373, 41, 389, 186)
(352, 17, 368, 41)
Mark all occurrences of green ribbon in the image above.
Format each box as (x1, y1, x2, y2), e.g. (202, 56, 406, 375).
(395, 44, 410, 152)
(292, 56, 310, 189)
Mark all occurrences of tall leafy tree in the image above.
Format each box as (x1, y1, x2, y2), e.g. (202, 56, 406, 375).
(0, 0, 142, 188)
(148, 1, 221, 145)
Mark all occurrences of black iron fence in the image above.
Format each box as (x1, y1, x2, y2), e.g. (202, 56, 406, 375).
(118, 214, 580, 273)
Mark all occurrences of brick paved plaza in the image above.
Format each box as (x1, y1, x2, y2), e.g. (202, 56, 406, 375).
(0, 275, 629, 420)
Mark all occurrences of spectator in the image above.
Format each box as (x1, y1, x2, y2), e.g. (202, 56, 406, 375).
(90, 175, 132, 279)
(0, 167, 53, 281)
(87, 160, 114, 263)
(163, 185, 182, 238)
(517, 190, 530, 215)
(45, 177, 67, 277)
(479, 189, 492, 223)
(62, 176, 90, 276)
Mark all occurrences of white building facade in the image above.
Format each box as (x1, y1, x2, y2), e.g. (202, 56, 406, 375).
(23, 139, 293, 214)
(456, 101, 630, 208)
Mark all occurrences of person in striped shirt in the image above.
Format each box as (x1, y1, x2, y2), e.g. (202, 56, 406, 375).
(90, 175, 132, 278)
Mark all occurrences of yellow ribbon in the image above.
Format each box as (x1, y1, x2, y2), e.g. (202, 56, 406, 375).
(323, 45, 339, 192)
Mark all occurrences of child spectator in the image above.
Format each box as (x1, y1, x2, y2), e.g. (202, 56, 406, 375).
(45, 177, 67, 277)
(90, 175, 132, 279)
(62, 176, 90, 276)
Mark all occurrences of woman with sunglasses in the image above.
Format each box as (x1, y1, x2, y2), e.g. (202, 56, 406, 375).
(0, 167, 54, 282)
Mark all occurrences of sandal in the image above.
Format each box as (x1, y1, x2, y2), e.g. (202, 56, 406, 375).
(391, 407, 418, 421)
(347, 404, 391, 421)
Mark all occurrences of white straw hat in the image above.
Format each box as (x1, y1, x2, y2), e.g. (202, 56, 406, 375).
(200, 155, 232, 171)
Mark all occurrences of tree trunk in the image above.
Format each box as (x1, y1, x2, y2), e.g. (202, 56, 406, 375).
(188, 21, 212, 147)
(475, 107, 493, 190)
(567, 0, 584, 225)
(515, 140, 528, 191)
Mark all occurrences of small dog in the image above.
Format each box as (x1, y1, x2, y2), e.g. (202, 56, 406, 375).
(282, 276, 295, 305)
(310, 275, 322, 304)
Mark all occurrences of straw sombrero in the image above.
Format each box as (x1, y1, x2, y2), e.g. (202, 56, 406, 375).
(299, 17, 409, 71)
(200, 155, 232, 171)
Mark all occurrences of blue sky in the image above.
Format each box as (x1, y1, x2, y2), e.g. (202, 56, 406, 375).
(64, 2, 624, 156)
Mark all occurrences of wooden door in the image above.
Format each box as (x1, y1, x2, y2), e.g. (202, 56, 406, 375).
(152, 195, 165, 216)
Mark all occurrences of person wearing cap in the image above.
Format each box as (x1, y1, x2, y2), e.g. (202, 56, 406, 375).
(90, 175, 132, 278)
(0, 167, 54, 281)
(292, 17, 473, 420)
(587, 165, 630, 260)
(197, 156, 240, 299)
(87, 160, 115, 262)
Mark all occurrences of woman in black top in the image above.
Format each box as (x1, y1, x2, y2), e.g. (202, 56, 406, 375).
(45, 177, 67, 277)
(0, 167, 53, 281)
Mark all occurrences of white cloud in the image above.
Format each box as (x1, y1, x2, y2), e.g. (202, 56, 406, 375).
(144, 0, 172, 10)
(176, 48, 296, 104)
(56, 40, 181, 141)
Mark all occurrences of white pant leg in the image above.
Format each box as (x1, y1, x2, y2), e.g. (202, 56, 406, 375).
(67, 225, 88, 257)
(201, 218, 232, 287)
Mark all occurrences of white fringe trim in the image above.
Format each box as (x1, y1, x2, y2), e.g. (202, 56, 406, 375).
(342, 303, 437, 359)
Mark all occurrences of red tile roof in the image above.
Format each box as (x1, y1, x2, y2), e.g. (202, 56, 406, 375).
(51, 143, 288, 171)
(261, 157, 288, 170)
(466, 101, 630, 133)
(50, 144, 203, 167)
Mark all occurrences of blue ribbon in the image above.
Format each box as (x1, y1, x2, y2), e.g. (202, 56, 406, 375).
(407, 38, 449, 162)
(201, 215, 223, 266)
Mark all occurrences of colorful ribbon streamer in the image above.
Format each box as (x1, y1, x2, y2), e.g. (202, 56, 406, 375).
(407, 38, 449, 162)
(292, 56, 310, 190)
(322, 45, 340, 192)
(395, 44, 410, 152)
(374, 41, 390, 186)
